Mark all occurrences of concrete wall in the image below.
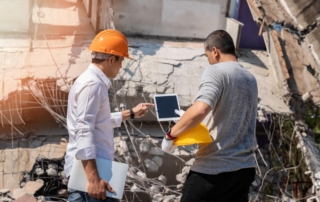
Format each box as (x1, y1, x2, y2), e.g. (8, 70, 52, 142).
(112, 0, 228, 39)
(91, 0, 98, 31)
(83, 0, 91, 16)
(0, 0, 30, 32)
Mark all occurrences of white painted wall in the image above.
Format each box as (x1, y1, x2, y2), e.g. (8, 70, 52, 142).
(0, 0, 30, 32)
(112, 0, 228, 39)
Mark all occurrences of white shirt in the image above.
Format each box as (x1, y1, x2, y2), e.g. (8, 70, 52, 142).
(64, 64, 123, 177)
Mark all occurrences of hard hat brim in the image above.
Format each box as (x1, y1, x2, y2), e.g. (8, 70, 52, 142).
(125, 56, 135, 60)
(173, 123, 213, 146)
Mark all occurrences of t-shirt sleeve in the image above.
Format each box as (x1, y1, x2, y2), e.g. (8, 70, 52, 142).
(194, 68, 224, 109)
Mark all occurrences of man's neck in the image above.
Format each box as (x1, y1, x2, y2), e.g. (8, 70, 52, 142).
(218, 54, 238, 63)
(92, 63, 109, 77)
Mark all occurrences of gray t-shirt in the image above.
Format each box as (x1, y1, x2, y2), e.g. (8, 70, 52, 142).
(191, 61, 258, 175)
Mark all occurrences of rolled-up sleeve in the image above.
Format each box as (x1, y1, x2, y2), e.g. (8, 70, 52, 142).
(74, 83, 101, 160)
(111, 112, 122, 128)
(195, 68, 223, 109)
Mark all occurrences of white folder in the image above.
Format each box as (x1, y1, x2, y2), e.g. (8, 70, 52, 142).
(68, 158, 128, 199)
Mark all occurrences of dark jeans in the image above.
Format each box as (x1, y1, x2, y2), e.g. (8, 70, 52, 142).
(68, 189, 120, 202)
(181, 168, 255, 202)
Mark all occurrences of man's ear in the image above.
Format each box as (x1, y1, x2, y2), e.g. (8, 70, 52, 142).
(212, 47, 218, 56)
(107, 56, 115, 65)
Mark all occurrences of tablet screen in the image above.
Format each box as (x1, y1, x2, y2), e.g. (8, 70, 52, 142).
(154, 94, 180, 121)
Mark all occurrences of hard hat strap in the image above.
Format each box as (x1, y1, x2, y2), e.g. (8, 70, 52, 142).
(91, 52, 112, 60)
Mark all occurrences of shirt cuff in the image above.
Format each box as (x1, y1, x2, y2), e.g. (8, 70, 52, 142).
(111, 112, 123, 128)
(75, 145, 96, 160)
(75, 131, 96, 160)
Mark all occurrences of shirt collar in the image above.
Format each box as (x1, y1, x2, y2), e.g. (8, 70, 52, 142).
(88, 64, 112, 89)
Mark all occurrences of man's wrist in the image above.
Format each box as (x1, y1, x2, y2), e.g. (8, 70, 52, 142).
(121, 110, 131, 121)
(87, 171, 100, 182)
(165, 128, 176, 140)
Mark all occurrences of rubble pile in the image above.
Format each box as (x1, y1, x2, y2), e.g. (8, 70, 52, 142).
(113, 135, 197, 201)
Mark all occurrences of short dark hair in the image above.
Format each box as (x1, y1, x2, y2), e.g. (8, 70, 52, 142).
(91, 55, 120, 64)
(204, 30, 236, 56)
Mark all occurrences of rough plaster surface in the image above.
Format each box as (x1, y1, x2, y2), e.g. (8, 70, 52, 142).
(0, 137, 67, 192)
(249, 0, 320, 108)
(282, 0, 320, 29)
(0, 34, 293, 125)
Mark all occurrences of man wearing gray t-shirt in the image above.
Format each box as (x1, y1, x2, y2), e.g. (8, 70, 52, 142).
(161, 30, 258, 202)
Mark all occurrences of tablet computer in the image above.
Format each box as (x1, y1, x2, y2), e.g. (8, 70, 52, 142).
(154, 94, 180, 122)
(68, 158, 128, 199)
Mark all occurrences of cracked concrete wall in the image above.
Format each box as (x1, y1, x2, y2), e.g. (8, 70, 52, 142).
(1, 33, 293, 125)
(282, 0, 320, 29)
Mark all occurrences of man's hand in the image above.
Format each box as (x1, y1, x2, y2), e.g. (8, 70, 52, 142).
(161, 137, 177, 153)
(82, 159, 114, 200)
(87, 176, 114, 200)
(132, 103, 154, 119)
(174, 109, 185, 123)
(121, 103, 154, 121)
(175, 109, 185, 117)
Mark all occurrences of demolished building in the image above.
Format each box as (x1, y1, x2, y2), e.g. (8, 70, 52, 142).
(0, 0, 320, 201)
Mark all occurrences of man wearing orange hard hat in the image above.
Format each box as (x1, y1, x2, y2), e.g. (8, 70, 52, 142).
(64, 30, 154, 202)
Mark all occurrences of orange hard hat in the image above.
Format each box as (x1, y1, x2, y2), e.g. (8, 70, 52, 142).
(89, 29, 133, 60)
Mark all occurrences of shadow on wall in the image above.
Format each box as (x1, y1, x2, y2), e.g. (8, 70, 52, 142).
(237, 0, 266, 50)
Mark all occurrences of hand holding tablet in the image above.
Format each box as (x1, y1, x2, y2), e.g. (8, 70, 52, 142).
(154, 94, 213, 146)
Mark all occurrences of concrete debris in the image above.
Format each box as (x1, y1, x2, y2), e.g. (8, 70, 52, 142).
(182, 166, 190, 175)
(173, 149, 192, 157)
(0, 197, 12, 202)
(124, 155, 133, 164)
(48, 163, 58, 170)
(37, 196, 46, 202)
(148, 147, 165, 156)
(302, 92, 312, 102)
(137, 171, 147, 179)
(57, 189, 68, 195)
(140, 139, 151, 153)
(61, 178, 68, 185)
(150, 185, 161, 195)
(119, 140, 129, 153)
(59, 170, 66, 178)
(22, 180, 44, 195)
(185, 158, 195, 166)
(14, 194, 37, 202)
(35, 168, 44, 176)
(158, 175, 167, 185)
(12, 189, 27, 200)
(152, 194, 163, 202)
(163, 198, 174, 202)
(46, 167, 58, 176)
(152, 156, 163, 167)
(176, 173, 187, 183)
(0, 189, 10, 194)
(131, 151, 138, 158)
(144, 159, 159, 172)
(20, 182, 26, 188)
(130, 184, 141, 192)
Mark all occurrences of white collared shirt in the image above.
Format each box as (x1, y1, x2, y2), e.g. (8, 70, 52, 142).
(64, 64, 123, 177)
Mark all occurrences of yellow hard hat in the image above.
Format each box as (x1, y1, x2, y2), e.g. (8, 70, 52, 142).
(173, 123, 213, 146)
